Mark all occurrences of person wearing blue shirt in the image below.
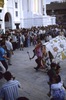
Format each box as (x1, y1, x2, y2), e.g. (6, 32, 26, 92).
(0, 42, 9, 71)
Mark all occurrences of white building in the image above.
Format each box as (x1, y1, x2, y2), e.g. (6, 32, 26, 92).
(0, 0, 56, 32)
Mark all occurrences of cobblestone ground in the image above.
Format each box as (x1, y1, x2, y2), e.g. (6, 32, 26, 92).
(0, 45, 66, 100)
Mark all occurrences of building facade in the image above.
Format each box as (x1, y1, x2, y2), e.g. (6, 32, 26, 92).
(0, 0, 56, 32)
(46, 2, 66, 26)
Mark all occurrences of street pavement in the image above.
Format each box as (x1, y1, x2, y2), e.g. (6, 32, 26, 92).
(0, 44, 66, 100)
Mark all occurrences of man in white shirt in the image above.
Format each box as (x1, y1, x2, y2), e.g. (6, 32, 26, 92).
(51, 76, 65, 100)
(5, 37, 13, 65)
(0, 71, 21, 100)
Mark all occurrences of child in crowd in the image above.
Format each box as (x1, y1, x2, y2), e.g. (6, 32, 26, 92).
(42, 45, 51, 71)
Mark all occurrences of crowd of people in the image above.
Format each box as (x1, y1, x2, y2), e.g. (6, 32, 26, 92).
(0, 25, 66, 100)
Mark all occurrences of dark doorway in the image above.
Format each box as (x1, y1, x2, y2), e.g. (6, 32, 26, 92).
(15, 23, 20, 29)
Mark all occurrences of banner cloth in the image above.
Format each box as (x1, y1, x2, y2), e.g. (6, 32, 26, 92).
(43, 36, 66, 62)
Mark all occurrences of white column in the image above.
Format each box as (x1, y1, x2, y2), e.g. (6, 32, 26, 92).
(31, 0, 34, 13)
(38, 0, 42, 14)
(29, 0, 32, 12)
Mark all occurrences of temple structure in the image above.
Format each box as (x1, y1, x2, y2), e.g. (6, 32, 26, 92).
(0, 0, 56, 32)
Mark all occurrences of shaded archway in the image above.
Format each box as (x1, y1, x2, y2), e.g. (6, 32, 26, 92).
(4, 12, 12, 30)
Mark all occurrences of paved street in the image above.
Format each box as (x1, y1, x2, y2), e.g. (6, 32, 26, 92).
(0, 45, 66, 100)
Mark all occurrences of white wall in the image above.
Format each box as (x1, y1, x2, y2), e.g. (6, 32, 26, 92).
(0, 0, 56, 32)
